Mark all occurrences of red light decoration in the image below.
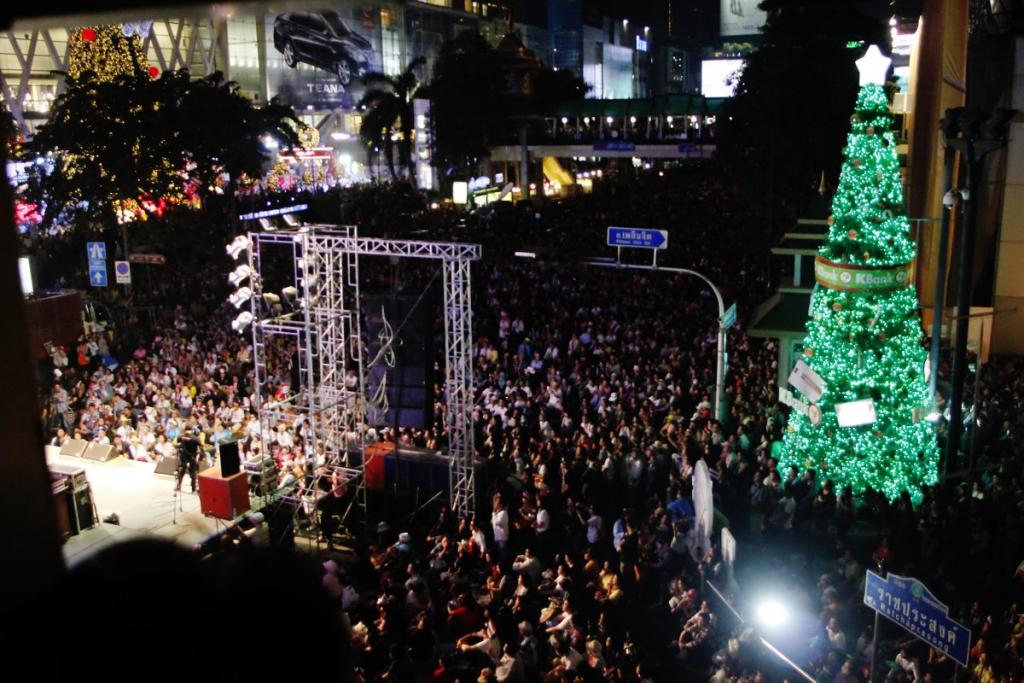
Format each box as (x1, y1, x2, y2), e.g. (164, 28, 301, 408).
(148, 66, 159, 79)
(81, 28, 96, 43)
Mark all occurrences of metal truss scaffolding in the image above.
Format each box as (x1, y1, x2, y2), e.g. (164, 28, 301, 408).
(246, 226, 481, 522)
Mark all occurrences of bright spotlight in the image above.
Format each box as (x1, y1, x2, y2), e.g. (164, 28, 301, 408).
(231, 311, 254, 333)
(756, 599, 789, 629)
(228, 264, 251, 287)
(226, 235, 251, 260)
(228, 286, 252, 309)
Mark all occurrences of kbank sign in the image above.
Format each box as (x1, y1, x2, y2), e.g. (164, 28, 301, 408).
(814, 256, 913, 293)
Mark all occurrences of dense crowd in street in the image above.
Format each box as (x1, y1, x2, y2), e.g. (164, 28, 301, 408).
(40, 168, 1024, 682)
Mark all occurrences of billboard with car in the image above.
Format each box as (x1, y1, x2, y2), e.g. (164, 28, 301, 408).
(267, 9, 380, 111)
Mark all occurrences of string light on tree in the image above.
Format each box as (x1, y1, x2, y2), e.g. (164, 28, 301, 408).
(778, 44, 938, 502)
(68, 25, 148, 82)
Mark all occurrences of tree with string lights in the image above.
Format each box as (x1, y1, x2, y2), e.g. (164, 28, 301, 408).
(68, 25, 153, 82)
(778, 46, 938, 502)
(21, 24, 300, 236)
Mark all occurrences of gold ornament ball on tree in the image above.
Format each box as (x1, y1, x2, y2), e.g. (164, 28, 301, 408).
(804, 348, 814, 358)
(866, 126, 875, 135)
(848, 230, 858, 239)
(832, 302, 843, 311)
(827, 215, 835, 225)
(852, 159, 862, 168)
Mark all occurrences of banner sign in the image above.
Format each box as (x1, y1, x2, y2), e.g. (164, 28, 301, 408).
(814, 256, 913, 292)
(864, 571, 971, 666)
(128, 253, 166, 265)
(779, 387, 810, 416)
(593, 140, 636, 152)
(788, 359, 826, 403)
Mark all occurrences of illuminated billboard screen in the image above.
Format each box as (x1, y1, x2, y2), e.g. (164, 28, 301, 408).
(266, 8, 381, 110)
(720, 0, 768, 36)
(701, 59, 745, 98)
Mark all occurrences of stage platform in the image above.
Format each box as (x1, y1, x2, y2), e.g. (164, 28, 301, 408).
(46, 446, 223, 567)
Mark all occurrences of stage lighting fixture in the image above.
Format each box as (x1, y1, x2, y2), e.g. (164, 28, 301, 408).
(226, 235, 251, 260)
(228, 287, 252, 309)
(231, 311, 254, 333)
(281, 286, 299, 311)
(262, 292, 283, 315)
(228, 264, 252, 287)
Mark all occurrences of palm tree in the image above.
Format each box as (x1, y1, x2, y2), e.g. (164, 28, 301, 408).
(357, 56, 426, 185)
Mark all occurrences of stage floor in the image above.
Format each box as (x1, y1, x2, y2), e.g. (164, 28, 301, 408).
(46, 446, 223, 567)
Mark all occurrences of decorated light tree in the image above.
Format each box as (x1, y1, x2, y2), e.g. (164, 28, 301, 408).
(778, 46, 938, 501)
(67, 25, 153, 82)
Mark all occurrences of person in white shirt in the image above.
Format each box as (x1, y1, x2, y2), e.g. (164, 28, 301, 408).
(491, 497, 510, 559)
(892, 646, 921, 682)
(535, 498, 551, 557)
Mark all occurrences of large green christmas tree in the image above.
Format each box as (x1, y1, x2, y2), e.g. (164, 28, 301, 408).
(779, 46, 938, 501)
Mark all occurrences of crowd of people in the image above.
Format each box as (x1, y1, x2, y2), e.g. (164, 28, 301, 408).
(40, 167, 1024, 682)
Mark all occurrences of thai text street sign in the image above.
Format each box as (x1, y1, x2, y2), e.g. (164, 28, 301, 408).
(128, 253, 166, 265)
(607, 227, 668, 250)
(864, 571, 971, 667)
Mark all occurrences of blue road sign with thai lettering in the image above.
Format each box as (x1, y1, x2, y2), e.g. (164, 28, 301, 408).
(864, 571, 971, 666)
(607, 227, 668, 250)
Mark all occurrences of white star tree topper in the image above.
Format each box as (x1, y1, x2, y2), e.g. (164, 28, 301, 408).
(856, 44, 892, 86)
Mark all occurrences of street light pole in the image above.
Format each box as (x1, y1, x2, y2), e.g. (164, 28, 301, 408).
(928, 143, 955, 403)
(585, 259, 729, 421)
(868, 559, 887, 682)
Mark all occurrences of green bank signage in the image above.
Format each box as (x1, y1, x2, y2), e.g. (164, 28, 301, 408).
(814, 256, 913, 292)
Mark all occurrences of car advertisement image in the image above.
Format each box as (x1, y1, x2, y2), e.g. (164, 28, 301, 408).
(268, 9, 379, 111)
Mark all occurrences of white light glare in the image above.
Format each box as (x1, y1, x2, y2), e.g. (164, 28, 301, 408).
(231, 311, 254, 333)
(228, 264, 251, 286)
(756, 599, 789, 628)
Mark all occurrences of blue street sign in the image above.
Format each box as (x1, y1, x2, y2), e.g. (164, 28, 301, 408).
(722, 303, 737, 329)
(593, 141, 636, 152)
(864, 571, 971, 666)
(89, 266, 107, 287)
(87, 241, 106, 263)
(607, 227, 668, 250)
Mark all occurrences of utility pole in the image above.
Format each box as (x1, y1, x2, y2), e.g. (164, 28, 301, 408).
(585, 259, 729, 421)
(943, 107, 1009, 476)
